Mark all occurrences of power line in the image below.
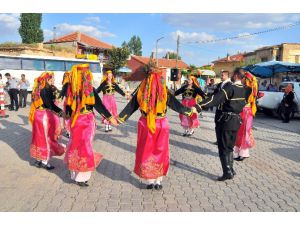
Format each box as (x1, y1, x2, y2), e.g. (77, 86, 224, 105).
(182, 21, 300, 45)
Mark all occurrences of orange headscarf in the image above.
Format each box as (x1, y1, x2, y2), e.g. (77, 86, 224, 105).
(188, 74, 202, 101)
(245, 72, 258, 116)
(100, 70, 116, 85)
(62, 71, 71, 85)
(285, 84, 293, 94)
(66, 64, 95, 127)
(137, 68, 168, 134)
(29, 72, 54, 124)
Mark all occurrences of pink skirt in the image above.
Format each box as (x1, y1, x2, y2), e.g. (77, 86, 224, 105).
(65, 112, 103, 172)
(30, 109, 65, 161)
(102, 94, 117, 125)
(134, 116, 170, 179)
(235, 106, 255, 156)
(179, 98, 199, 129)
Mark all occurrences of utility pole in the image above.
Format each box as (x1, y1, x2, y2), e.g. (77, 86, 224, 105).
(156, 37, 164, 67)
(174, 35, 180, 91)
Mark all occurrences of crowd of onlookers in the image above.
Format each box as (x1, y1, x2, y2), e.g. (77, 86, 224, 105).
(0, 73, 30, 113)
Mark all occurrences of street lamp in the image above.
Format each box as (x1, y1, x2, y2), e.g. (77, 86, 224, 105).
(156, 36, 164, 67)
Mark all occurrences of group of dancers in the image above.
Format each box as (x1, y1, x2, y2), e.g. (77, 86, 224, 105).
(28, 63, 257, 188)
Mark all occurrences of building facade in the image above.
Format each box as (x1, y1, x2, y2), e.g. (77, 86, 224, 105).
(212, 54, 244, 76)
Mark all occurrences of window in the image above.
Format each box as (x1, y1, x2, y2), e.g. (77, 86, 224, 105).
(65, 61, 79, 71)
(0, 57, 21, 70)
(89, 63, 100, 73)
(22, 59, 44, 70)
(45, 60, 65, 71)
(261, 57, 268, 62)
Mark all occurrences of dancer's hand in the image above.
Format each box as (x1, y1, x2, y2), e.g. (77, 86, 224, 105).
(110, 117, 118, 126)
(191, 107, 198, 114)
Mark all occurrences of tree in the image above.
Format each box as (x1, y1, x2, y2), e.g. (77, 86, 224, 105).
(107, 46, 131, 74)
(163, 52, 181, 60)
(127, 35, 142, 56)
(19, 13, 44, 44)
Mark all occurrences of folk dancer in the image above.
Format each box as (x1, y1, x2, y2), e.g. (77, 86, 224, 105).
(117, 68, 194, 190)
(213, 71, 232, 145)
(234, 72, 258, 161)
(194, 68, 246, 181)
(96, 70, 127, 132)
(63, 64, 117, 187)
(174, 74, 206, 136)
(0, 73, 9, 118)
(29, 72, 66, 170)
(58, 71, 72, 138)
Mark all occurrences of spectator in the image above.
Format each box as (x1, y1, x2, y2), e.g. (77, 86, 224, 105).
(4, 73, 19, 111)
(259, 80, 267, 91)
(18, 74, 30, 108)
(281, 84, 294, 123)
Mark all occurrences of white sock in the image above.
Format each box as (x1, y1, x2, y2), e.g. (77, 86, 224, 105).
(108, 125, 112, 130)
(105, 125, 109, 130)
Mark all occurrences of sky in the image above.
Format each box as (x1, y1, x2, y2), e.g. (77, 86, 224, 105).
(1, 13, 300, 66)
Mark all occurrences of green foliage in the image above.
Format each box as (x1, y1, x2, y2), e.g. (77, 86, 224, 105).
(127, 35, 142, 56)
(199, 65, 212, 70)
(19, 13, 44, 44)
(163, 52, 181, 60)
(107, 46, 131, 74)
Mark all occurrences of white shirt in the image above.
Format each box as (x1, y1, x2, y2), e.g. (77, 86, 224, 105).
(19, 79, 30, 90)
(234, 80, 242, 85)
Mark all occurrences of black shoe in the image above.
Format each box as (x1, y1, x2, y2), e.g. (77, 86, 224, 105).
(34, 161, 42, 168)
(146, 184, 154, 189)
(234, 156, 245, 161)
(0, 115, 9, 118)
(213, 141, 218, 145)
(63, 132, 70, 138)
(40, 163, 55, 170)
(8, 108, 14, 111)
(105, 129, 109, 132)
(76, 181, 89, 187)
(154, 184, 163, 190)
(182, 132, 188, 136)
(217, 174, 234, 181)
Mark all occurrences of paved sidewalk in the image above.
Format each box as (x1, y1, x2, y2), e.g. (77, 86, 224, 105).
(0, 97, 299, 212)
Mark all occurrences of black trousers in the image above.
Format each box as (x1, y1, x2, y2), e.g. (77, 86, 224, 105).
(283, 106, 292, 122)
(19, 89, 28, 107)
(216, 126, 238, 156)
(8, 89, 19, 110)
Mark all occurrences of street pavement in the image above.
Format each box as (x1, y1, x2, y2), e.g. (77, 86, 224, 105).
(0, 96, 299, 212)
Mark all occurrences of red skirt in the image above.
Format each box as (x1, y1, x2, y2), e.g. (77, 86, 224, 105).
(179, 98, 199, 129)
(65, 112, 103, 172)
(102, 94, 117, 125)
(30, 110, 65, 161)
(235, 106, 255, 150)
(134, 116, 170, 179)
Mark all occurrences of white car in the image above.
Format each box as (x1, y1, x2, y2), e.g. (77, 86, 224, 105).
(257, 81, 300, 118)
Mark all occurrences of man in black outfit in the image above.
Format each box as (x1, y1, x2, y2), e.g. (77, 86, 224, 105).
(213, 71, 232, 145)
(194, 68, 247, 181)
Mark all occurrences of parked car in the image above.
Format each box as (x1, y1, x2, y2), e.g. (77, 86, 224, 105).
(257, 81, 300, 119)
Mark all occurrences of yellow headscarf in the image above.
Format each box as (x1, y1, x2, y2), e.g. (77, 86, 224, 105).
(137, 68, 168, 134)
(62, 71, 71, 85)
(245, 72, 258, 116)
(100, 70, 116, 85)
(66, 64, 95, 127)
(29, 72, 54, 124)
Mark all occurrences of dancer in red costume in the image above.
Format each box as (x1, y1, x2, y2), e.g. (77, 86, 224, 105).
(0, 73, 9, 118)
(234, 71, 258, 161)
(174, 74, 206, 136)
(63, 64, 118, 187)
(117, 67, 195, 190)
(96, 70, 127, 132)
(29, 72, 66, 170)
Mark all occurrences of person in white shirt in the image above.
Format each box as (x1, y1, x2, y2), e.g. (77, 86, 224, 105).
(18, 74, 30, 108)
